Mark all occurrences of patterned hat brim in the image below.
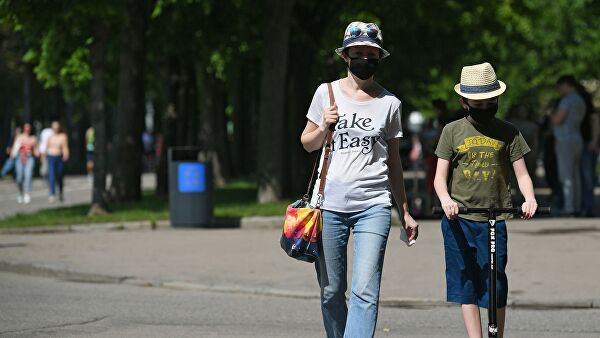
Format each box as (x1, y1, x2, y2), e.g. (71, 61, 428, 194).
(335, 41, 390, 58)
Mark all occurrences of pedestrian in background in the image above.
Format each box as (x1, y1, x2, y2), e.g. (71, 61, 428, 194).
(0, 126, 21, 178)
(422, 99, 461, 215)
(550, 75, 585, 216)
(432, 98, 459, 128)
(300, 21, 418, 338)
(85, 126, 94, 182)
(142, 130, 155, 172)
(38, 123, 54, 179)
(507, 104, 539, 179)
(540, 99, 563, 210)
(573, 82, 599, 217)
(46, 120, 69, 202)
(14, 123, 39, 204)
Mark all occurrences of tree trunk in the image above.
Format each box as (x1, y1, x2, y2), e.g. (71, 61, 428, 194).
(175, 61, 187, 147)
(229, 63, 243, 178)
(197, 70, 226, 187)
(22, 63, 32, 123)
(155, 57, 179, 196)
(285, 65, 311, 198)
(111, 0, 147, 201)
(64, 101, 79, 162)
(256, 0, 294, 203)
(185, 63, 198, 147)
(0, 113, 9, 165)
(212, 76, 231, 179)
(88, 21, 110, 215)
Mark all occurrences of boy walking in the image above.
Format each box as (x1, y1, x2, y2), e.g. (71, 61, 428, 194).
(434, 62, 538, 338)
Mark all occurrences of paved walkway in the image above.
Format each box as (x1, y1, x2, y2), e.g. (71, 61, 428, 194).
(1, 217, 598, 308)
(0, 174, 156, 220)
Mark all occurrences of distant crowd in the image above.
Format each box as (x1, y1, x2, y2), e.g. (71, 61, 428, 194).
(1, 121, 69, 204)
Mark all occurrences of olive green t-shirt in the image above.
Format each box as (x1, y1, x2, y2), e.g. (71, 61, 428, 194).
(435, 117, 530, 221)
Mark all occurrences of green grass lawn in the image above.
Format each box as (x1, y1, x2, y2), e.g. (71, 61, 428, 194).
(0, 181, 292, 229)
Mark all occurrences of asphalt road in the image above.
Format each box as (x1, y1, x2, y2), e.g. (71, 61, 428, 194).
(1, 272, 599, 338)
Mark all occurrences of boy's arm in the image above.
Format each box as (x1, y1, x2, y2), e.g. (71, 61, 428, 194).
(387, 138, 418, 241)
(433, 157, 459, 219)
(512, 158, 538, 219)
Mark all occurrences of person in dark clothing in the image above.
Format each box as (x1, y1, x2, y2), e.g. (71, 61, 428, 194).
(572, 79, 599, 217)
(541, 98, 563, 210)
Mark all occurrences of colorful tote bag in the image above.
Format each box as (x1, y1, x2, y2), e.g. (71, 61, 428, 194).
(280, 82, 335, 263)
(280, 198, 322, 262)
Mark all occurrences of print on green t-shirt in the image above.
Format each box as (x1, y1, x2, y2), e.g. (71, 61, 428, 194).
(435, 117, 530, 221)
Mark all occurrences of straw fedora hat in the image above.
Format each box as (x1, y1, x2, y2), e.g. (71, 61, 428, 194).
(454, 62, 506, 100)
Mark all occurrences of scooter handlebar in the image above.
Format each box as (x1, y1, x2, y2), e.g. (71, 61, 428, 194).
(431, 206, 551, 216)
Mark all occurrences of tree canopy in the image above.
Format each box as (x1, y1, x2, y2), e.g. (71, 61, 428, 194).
(0, 0, 598, 203)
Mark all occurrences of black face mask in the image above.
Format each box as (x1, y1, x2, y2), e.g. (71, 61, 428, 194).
(348, 56, 379, 80)
(467, 102, 498, 124)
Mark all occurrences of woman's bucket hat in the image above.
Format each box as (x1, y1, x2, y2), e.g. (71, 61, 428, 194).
(454, 62, 506, 100)
(335, 21, 390, 58)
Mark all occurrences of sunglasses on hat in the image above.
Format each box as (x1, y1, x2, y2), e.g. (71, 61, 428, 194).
(349, 25, 379, 40)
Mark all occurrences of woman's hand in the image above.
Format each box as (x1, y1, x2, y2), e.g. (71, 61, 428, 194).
(440, 197, 459, 220)
(302, 105, 338, 152)
(321, 105, 338, 130)
(402, 213, 419, 242)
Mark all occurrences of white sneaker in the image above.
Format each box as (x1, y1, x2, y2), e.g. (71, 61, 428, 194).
(23, 194, 31, 204)
(49, 195, 56, 203)
(17, 195, 24, 204)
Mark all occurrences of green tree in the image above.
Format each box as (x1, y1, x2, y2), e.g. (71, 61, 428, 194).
(110, 0, 148, 201)
(1, 0, 122, 213)
(256, 0, 295, 203)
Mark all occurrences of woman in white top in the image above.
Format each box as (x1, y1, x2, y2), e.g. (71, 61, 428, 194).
(300, 21, 418, 338)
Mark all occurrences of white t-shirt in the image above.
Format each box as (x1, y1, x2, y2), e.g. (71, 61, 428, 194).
(39, 128, 54, 155)
(306, 80, 403, 212)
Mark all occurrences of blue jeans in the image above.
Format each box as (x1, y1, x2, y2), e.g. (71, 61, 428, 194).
(580, 148, 598, 214)
(556, 140, 582, 213)
(315, 205, 391, 338)
(47, 155, 65, 196)
(15, 156, 34, 194)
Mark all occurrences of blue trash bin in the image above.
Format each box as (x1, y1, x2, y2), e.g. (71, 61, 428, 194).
(168, 147, 213, 227)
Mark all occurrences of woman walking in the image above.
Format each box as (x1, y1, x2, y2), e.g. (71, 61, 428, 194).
(46, 121, 69, 202)
(0, 126, 21, 177)
(300, 21, 418, 338)
(15, 123, 39, 204)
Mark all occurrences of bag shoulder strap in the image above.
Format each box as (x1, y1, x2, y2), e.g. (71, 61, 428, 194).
(304, 82, 335, 207)
(316, 83, 335, 205)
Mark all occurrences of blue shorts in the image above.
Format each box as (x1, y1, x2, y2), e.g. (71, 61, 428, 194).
(441, 215, 508, 309)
